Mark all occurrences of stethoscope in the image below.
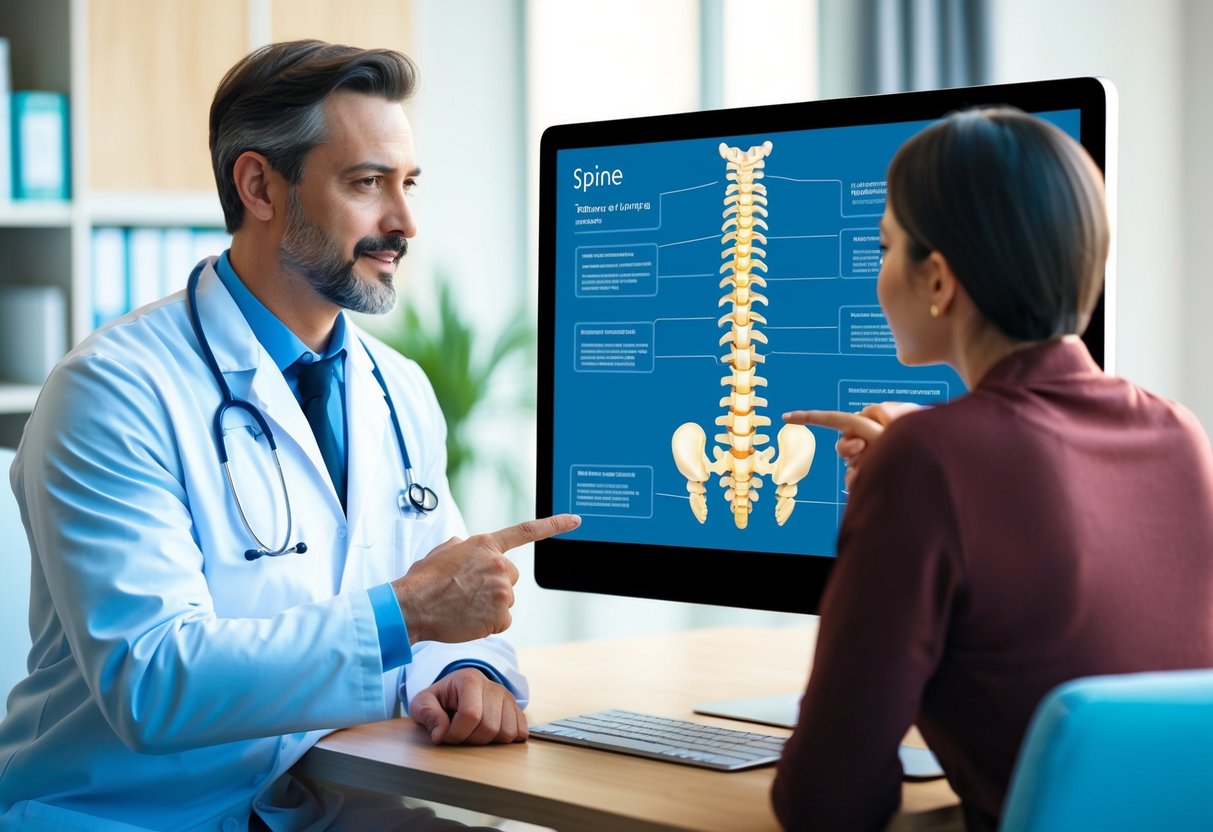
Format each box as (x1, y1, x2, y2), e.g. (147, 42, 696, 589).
(185, 260, 439, 561)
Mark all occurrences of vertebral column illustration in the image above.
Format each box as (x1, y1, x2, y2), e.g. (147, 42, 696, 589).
(671, 141, 816, 529)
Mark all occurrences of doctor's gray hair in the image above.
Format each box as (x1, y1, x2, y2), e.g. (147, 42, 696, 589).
(209, 40, 418, 233)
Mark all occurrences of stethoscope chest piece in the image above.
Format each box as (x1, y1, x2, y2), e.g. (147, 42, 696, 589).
(400, 482, 439, 514)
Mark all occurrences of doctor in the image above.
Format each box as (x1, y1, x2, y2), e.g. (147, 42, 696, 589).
(0, 40, 577, 830)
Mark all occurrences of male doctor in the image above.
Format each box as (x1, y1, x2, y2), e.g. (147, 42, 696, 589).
(0, 40, 577, 830)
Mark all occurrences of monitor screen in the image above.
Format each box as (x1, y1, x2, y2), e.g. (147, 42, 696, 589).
(535, 77, 1116, 615)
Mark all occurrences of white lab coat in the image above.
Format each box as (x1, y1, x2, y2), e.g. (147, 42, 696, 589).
(0, 259, 526, 831)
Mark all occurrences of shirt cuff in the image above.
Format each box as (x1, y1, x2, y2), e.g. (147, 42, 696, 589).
(436, 660, 516, 696)
(367, 583, 413, 671)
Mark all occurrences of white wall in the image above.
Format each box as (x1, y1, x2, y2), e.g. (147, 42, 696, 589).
(721, 0, 818, 107)
(1180, 0, 1213, 433)
(989, 1, 1201, 422)
(407, 0, 528, 320)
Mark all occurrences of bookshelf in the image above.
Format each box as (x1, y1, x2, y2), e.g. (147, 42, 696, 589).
(0, 0, 73, 440)
(0, 0, 235, 444)
(0, 0, 415, 450)
(0, 203, 75, 227)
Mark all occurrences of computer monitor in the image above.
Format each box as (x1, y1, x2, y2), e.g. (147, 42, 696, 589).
(535, 77, 1117, 617)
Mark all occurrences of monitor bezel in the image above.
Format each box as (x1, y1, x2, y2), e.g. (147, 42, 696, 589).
(535, 77, 1114, 615)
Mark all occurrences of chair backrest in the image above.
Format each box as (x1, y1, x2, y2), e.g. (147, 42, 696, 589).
(0, 447, 32, 716)
(1000, 669, 1213, 832)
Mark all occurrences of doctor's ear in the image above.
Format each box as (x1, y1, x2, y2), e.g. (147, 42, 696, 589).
(231, 151, 282, 224)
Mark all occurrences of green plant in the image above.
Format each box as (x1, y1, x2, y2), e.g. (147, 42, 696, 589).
(375, 270, 535, 509)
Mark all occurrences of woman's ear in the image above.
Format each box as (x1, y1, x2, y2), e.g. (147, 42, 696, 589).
(231, 151, 278, 224)
(924, 250, 960, 316)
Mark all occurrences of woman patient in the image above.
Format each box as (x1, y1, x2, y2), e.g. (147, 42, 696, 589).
(771, 107, 1213, 831)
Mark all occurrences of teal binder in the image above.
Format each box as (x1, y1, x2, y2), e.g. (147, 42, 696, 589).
(0, 38, 11, 201)
(11, 91, 70, 200)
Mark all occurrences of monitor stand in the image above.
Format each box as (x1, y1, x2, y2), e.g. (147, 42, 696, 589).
(693, 693, 945, 781)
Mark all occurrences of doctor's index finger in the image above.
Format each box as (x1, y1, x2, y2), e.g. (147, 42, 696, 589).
(783, 409, 883, 441)
(490, 514, 583, 552)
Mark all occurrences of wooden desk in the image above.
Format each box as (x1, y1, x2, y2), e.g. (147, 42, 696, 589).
(296, 626, 958, 831)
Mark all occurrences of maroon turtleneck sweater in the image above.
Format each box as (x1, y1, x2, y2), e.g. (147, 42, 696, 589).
(772, 337, 1213, 831)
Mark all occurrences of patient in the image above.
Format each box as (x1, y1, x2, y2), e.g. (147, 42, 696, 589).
(771, 107, 1213, 832)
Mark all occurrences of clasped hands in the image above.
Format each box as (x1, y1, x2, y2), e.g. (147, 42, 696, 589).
(390, 513, 581, 746)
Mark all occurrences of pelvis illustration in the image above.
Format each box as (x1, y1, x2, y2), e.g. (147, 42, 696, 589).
(671, 141, 815, 529)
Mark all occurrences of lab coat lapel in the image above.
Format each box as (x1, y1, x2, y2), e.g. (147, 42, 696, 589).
(242, 366, 343, 517)
(341, 336, 391, 589)
(192, 260, 343, 514)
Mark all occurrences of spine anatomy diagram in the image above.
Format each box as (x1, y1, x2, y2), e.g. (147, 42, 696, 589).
(671, 141, 816, 529)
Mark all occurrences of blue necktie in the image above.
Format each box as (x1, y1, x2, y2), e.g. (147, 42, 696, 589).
(296, 353, 346, 511)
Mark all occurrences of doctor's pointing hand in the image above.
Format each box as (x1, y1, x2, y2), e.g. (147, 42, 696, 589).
(395, 514, 581, 645)
(395, 513, 581, 747)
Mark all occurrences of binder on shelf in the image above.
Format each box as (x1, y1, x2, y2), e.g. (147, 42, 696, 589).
(127, 227, 163, 310)
(189, 228, 233, 268)
(161, 227, 196, 298)
(0, 284, 67, 384)
(91, 227, 127, 328)
(11, 91, 70, 201)
(90, 226, 232, 328)
(0, 38, 11, 202)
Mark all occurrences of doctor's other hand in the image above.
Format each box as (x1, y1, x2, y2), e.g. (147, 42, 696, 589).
(410, 667, 528, 745)
(391, 514, 582, 644)
(783, 402, 922, 489)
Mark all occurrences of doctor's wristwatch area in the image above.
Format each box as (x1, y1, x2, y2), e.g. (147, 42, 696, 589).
(185, 259, 439, 561)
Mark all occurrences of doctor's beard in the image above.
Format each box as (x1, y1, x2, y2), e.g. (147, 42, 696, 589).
(278, 188, 406, 315)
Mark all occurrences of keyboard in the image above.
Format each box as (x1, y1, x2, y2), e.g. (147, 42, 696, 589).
(529, 709, 787, 771)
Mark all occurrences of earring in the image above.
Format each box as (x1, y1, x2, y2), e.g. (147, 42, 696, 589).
(929, 304, 940, 318)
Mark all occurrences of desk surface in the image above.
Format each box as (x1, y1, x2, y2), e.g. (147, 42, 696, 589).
(296, 625, 958, 831)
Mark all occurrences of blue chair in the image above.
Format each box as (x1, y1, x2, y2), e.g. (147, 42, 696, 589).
(1000, 669, 1213, 832)
(0, 447, 32, 717)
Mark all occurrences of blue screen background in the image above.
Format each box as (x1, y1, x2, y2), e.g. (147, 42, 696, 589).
(551, 109, 1080, 558)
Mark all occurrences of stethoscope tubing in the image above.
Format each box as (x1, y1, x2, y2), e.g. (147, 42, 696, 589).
(184, 259, 437, 560)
